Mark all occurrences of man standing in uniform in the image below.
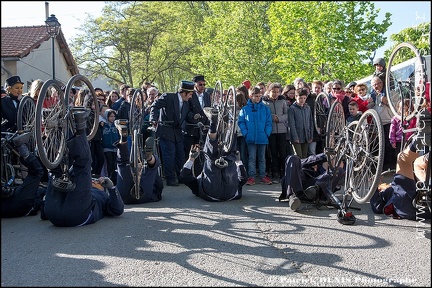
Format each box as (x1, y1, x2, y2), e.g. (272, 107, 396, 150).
(149, 81, 195, 186)
(183, 75, 211, 165)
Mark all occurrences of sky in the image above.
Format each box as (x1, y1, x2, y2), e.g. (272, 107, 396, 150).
(1, 1, 430, 57)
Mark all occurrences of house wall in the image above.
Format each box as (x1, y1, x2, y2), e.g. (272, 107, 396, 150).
(1, 39, 73, 94)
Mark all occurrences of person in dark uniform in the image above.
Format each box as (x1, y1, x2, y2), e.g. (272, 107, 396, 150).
(42, 110, 124, 227)
(149, 80, 194, 186)
(1, 132, 44, 218)
(179, 108, 247, 201)
(370, 134, 430, 220)
(279, 152, 345, 212)
(113, 119, 163, 204)
(183, 75, 211, 164)
(1, 76, 23, 132)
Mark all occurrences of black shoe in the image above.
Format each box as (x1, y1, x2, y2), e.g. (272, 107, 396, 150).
(12, 132, 31, 147)
(52, 177, 76, 192)
(73, 109, 90, 133)
(144, 137, 154, 161)
(40, 201, 48, 220)
(303, 185, 318, 201)
(166, 179, 179, 186)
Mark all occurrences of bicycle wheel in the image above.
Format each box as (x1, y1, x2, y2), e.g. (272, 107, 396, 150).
(217, 85, 237, 154)
(212, 80, 223, 109)
(64, 75, 100, 141)
(349, 109, 384, 204)
(17, 95, 36, 152)
(130, 129, 143, 200)
(129, 89, 144, 134)
(314, 92, 331, 137)
(386, 42, 427, 121)
(35, 80, 67, 170)
(325, 101, 345, 170)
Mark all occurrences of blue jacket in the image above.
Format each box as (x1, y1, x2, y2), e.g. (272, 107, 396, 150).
(102, 121, 120, 151)
(238, 98, 272, 144)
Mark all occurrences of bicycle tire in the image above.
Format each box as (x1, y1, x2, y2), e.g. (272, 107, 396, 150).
(386, 42, 427, 121)
(314, 92, 331, 137)
(350, 109, 384, 204)
(64, 75, 100, 141)
(129, 89, 144, 134)
(35, 79, 67, 169)
(130, 129, 142, 200)
(212, 80, 223, 109)
(17, 96, 36, 132)
(325, 101, 345, 170)
(217, 85, 237, 154)
(17, 95, 36, 152)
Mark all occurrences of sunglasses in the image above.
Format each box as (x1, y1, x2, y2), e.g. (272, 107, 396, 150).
(332, 87, 341, 91)
(197, 83, 206, 86)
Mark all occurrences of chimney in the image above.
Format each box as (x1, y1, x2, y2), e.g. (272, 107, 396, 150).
(45, 2, 49, 19)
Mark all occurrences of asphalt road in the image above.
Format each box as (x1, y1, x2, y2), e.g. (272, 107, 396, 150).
(2, 181, 431, 287)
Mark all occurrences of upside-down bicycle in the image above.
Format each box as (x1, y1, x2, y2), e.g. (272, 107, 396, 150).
(322, 99, 384, 225)
(204, 80, 237, 168)
(34, 75, 99, 188)
(385, 41, 431, 213)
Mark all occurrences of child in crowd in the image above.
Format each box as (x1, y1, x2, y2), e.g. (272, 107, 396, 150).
(346, 101, 362, 125)
(102, 109, 120, 182)
(389, 99, 417, 155)
(238, 87, 272, 185)
(287, 88, 314, 159)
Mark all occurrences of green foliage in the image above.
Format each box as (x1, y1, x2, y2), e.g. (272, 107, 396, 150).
(268, 1, 391, 84)
(70, 1, 395, 91)
(384, 22, 431, 62)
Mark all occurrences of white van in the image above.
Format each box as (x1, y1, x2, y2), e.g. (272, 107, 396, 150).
(355, 54, 431, 91)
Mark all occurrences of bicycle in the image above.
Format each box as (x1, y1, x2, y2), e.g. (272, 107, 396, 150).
(323, 100, 384, 224)
(205, 81, 237, 168)
(184, 122, 210, 177)
(17, 95, 37, 153)
(386, 42, 431, 213)
(314, 91, 332, 138)
(34, 75, 99, 189)
(1, 131, 20, 196)
(129, 88, 145, 200)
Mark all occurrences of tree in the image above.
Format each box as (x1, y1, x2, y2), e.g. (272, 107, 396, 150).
(267, 1, 391, 84)
(384, 22, 431, 61)
(71, 1, 198, 91)
(70, 1, 392, 90)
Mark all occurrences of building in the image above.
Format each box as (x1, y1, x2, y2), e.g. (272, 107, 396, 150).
(1, 25, 79, 93)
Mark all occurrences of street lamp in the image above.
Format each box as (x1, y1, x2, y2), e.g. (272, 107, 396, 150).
(45, 14, 61, 80)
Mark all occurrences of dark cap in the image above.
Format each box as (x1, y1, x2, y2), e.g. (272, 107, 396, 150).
(346, 81, 357, 89)
(179, 80, 195, 92)
(192, 75, 205, 83)
(5, 76, 24, 87)
(373, 57, 386, 67)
